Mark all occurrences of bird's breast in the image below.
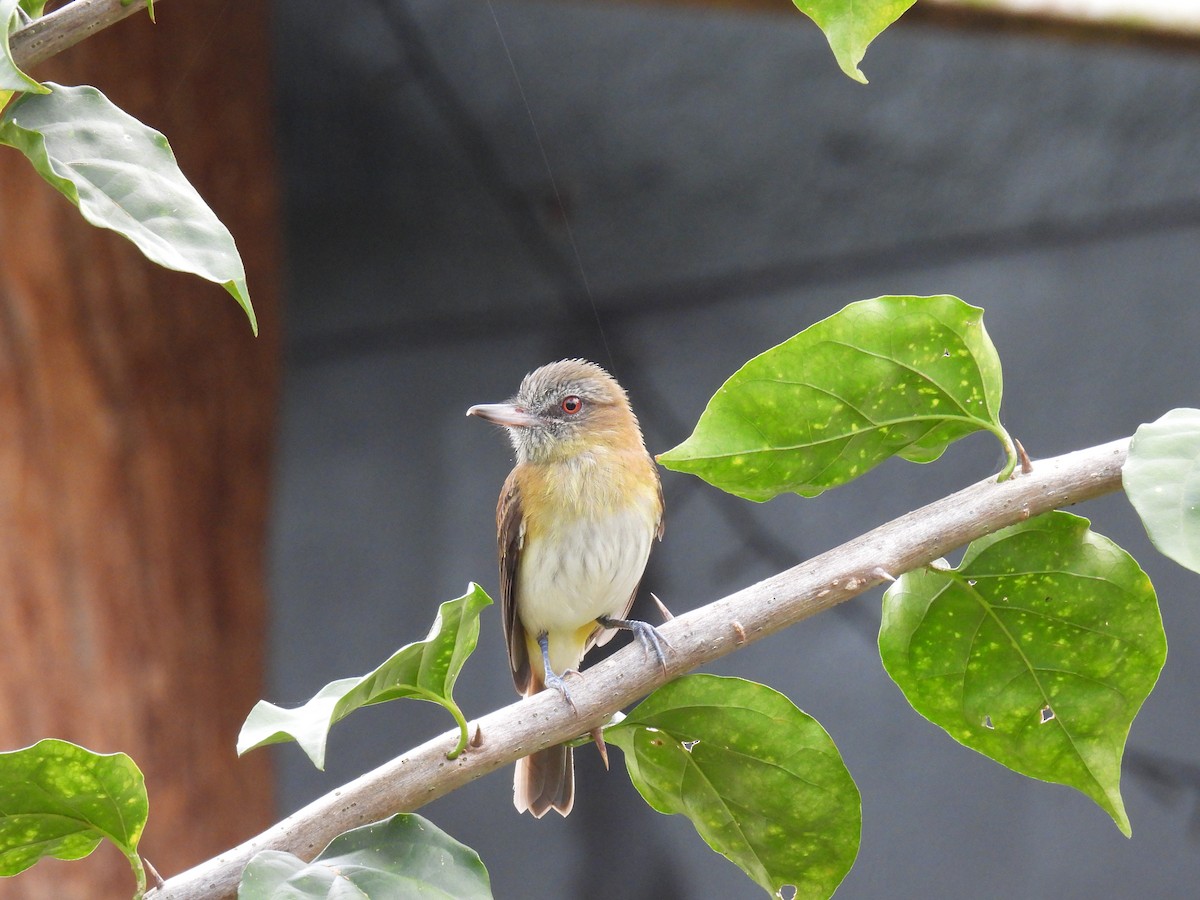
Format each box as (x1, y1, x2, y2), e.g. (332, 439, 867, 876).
(517, 504, 655, 635)
(514, 452, 660, 645)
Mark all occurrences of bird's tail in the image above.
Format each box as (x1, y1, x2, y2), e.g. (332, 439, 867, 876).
(513, 627, 590, 817)
(514, 743, 574, 817)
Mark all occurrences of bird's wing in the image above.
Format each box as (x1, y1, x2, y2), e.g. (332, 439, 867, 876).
(497, 469, 531, 694)
(655, 473, 666, 541)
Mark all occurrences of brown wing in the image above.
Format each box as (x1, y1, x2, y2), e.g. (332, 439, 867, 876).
(655, 469, 665, 541)
(497, 469, 531, 694)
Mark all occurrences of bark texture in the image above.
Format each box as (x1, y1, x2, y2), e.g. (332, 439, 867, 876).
(0, 2, 279, 895)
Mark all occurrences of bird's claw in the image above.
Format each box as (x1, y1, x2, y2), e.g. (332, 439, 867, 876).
(599, 615, 671, 674)
(538, 631, 579, 712)
(631, 620, 671, 673)
(543, 668, 578, 712)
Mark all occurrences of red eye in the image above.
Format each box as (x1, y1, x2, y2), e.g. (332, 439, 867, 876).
(561, 395, 583, 414)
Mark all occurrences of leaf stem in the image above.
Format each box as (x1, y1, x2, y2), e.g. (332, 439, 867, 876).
(440, 696, 469, 760)
(991, 423, 1019, 482)
(127, 848, 148, 900)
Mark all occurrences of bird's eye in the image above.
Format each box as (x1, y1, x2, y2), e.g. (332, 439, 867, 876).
(560, 395, 583, 414)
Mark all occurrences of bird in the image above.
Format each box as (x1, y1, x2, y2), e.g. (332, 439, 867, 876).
(467, 359, 665, 817)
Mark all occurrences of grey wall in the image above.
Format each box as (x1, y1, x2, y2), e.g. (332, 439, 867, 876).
(269, 1, 1200, 897)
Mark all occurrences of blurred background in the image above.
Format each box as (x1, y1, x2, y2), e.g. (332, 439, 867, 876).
(3, 0, 1200, 897)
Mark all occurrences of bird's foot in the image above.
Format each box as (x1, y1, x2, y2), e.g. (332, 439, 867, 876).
(538, 632, 579, 712)
(598, 615, 671, 674)
(543, 669, 578, 712)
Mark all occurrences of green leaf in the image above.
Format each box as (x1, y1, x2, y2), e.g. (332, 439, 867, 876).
(2, 0, 48, 94)
(607, 674, 860, 899)
(1123, 408, 1200, 575)
(18, 1, 49, 18)
(658, 295, 1014, 502)
(792, 0, 917, 83)
(238, 584, 492, 768)
(879, 512, 1165, 836)
(0, 83, 256, 332)
(0, 739, 148, 895)
(238, 814, 493, 900)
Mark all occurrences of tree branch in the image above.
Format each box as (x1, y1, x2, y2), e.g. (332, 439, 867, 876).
(11, 0, 161, 71)
(148, 436, 1130, 899)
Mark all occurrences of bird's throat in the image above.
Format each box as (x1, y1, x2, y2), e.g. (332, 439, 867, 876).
(518, 446, 658, 521)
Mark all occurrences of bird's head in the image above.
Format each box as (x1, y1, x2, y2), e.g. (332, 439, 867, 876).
(467, 359, 645, 464)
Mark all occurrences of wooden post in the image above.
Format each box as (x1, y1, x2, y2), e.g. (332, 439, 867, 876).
(0, 2, 279, 896)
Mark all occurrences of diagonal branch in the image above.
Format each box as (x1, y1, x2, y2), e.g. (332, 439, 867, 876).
(11, 0, 161, 71)
(147, 436, 1130, 899)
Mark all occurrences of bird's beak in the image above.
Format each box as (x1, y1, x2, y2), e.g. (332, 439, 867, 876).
(466, 402, 541, 428)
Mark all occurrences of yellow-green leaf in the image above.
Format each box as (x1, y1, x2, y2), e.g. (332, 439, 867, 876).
(238, 584, 492, 768)
(879, 512, 1165, 836)
(659, 295, 1015, 501)
(0, 740, 147, 895)
(792, 0, 917, 83)
(607, 674, 860, 899)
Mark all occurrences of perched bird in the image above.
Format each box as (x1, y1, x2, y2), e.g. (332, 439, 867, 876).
(468, 359, 665, 817)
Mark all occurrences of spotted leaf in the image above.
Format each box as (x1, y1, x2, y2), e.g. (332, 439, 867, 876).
(607, 674, 860, 899)
(879, 512, 1165, 836)
(659, 295, 1015, 501)
(0, 740, 147, 895)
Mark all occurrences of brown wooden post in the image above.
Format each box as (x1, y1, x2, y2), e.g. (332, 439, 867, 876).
(0, 2, 279, 896)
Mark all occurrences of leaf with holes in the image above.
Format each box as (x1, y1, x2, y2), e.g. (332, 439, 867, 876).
(238, 814, 492, 900)
(658, 295, 1015, 501)
(606, 674, 860, 899)
(0, 83, 255, 331)
(0, 739, 148, 895)
(879, 512, 1165, 836)
(1123, 407, 1200, 575)
(238, 584, 492, 768)
(792, 0, 917, 83)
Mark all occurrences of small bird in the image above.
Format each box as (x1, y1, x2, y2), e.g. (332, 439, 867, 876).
(468, 359, 665, 817)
